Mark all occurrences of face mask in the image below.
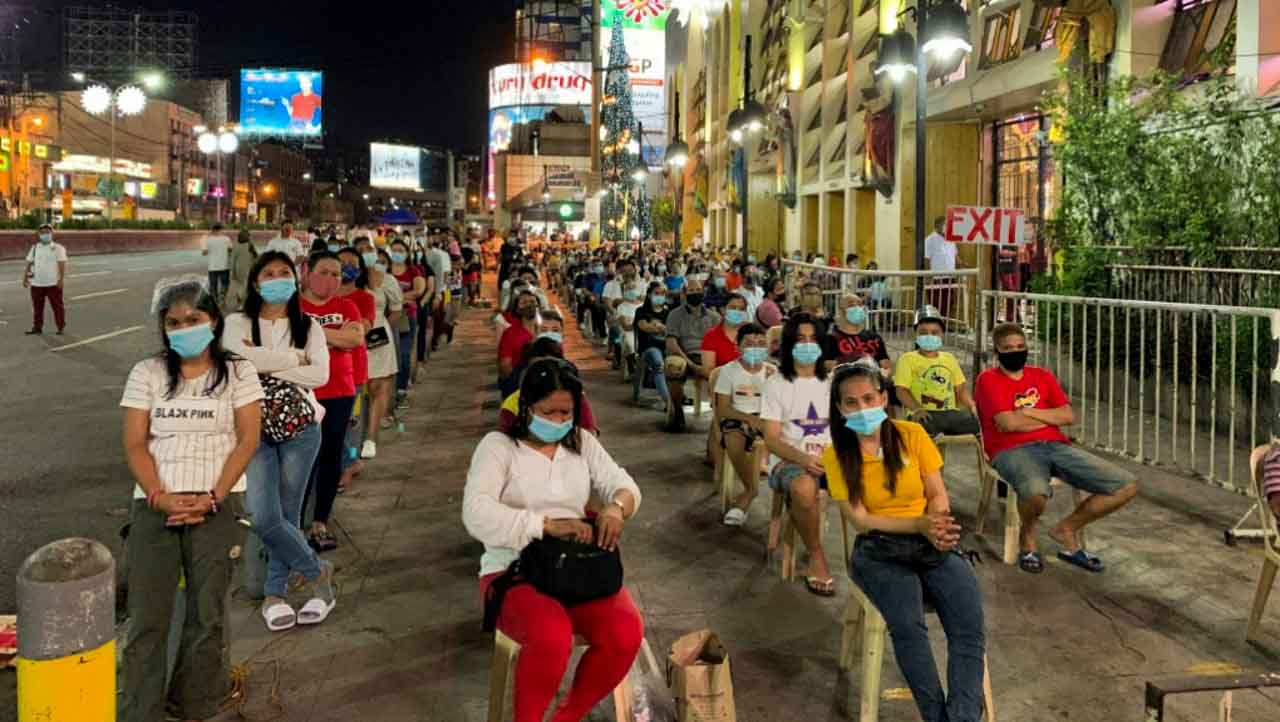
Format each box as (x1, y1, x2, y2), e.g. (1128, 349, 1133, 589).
(537, 331, 563, 344)
(713, 276, 726, 288)
(792, 342, 822, 365)
(652, 295, 666, 306)
(327, 244, 340, 252)
(725, 308, 749, 326)
(686, 293, 704, 307)
(309, 273, 341, 298)
(998, 349, 1029, 372)
(374, 262, 388, 272)
(741, 347, 769, 366)
(517, 305, 538, 319)
(529, 413, 574, 443)
(624, 288, 643, 301)
(341, 265, 360, 283)
(38, 232, 52, 244)
(748, 255, 757, 264)
(657, 265, 667, 274)
(844, 406, 889, 436)
(389, 251, 407, 264)
(845, 307, 868, 325)
(167, 323, 215, 359)
(258, 277, 297, 304)
(361, 252, 378, 267)
(916, 334, 943, 352)
(594, 265, 605, 274)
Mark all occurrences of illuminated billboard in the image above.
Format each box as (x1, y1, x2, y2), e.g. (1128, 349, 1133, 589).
(370, 143, 422, 190)
(602, 2, 670, 167)
(240, 69, 323, 138)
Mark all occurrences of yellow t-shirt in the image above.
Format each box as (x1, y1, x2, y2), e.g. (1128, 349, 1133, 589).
(501, 390, 520, 416)
(893, 350, 966, 411)
(822, 420, 942, 519)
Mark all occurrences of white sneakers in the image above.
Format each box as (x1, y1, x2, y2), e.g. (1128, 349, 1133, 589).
(723, 508, 747, 527)
(360, 440, 377, 459)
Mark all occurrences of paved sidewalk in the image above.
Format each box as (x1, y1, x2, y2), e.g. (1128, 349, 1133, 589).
(213, 290, 1280, 722)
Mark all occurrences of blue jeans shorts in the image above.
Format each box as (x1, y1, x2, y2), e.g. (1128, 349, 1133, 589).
(991, 441, 1135, 500)
(767, 460, 828, 493)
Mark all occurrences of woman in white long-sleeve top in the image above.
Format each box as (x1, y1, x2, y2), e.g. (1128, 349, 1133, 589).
(222, 251, 336, 631)
(463, 359, 643, 722)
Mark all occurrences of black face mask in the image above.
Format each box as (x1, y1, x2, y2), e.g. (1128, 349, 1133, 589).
(686, 293, 704, 307)
(998, 349, 1029, 372)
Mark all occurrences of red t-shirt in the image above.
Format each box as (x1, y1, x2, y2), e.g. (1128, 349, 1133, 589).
(290, 92, 322, 121)
(341, 289, 376, 386)
(700, 323, 740, 368)
(393, 266, 424, 319)
(498, 323, 534, 369)
(974, 365, 1071, 459)
(301, 295, 361, 400)
(725, 272, 743, 291)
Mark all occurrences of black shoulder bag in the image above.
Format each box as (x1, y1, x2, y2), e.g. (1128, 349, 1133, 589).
(482, 536, 624, 632)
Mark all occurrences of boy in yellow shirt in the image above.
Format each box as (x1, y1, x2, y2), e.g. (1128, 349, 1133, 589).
(893, 305, 980, 437)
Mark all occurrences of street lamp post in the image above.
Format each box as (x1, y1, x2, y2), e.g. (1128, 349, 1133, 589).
(75, 73, 161, 223)
(875, 0, 972, 306)
(665, 90, 690, 250)
(728, 35, 767, 268)
(542, 166, 551, 241)
(197, 128, 240, 223)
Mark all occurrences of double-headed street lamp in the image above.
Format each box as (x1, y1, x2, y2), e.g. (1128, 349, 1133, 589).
(74, 71, 164, 222)
(728, 34, 767, 266)
(874, 0, 972, 305)
(196, 126, 240, 223)
(665, 91, 690, 250)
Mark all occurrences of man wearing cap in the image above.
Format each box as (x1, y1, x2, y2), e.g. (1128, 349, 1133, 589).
(893, 304, 979, 436)
(21, 224, 68, 335)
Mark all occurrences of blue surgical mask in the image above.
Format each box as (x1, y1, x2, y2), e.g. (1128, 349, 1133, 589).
(389, 251, 407, 264)
(741, 347, 769, 366)
(916, 334, 943, 352)
(625, 288, 643, 301)
(38, 232, 52, 244)
(258, 277, 297, 304)
(594, 265, 605, 274)
(652, 295, 666, 306)
(657, 265, 667, 274)
(327, 244, 340, 252)
(725, 309, 750, 326)
(374, 262, 388, 273)
(529, 414, 574, 443)
(167, 323, 215, 359)
(792, 342, 823, 365)
(361, 252, 378, 267)
(537, 331, 563, 343)
(845, 307, 868, 325)
(844, 407, 888, 436)
(341, 265, 360, 283)
(713, 276, 726, 288)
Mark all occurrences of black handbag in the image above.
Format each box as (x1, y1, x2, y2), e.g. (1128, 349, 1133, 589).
(482, 536, 623, 632)
(365, 326, 391, 350)
(856, 531, 949, 569)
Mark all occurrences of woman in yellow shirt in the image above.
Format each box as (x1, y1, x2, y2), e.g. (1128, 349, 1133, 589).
(823, 362, 986, 722)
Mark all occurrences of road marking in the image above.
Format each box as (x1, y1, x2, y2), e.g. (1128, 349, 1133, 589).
(128, 266, 157, 272)
(67, 271, 112, 279)
(50, 325, 144, 352)
(69, 288, 128, 301)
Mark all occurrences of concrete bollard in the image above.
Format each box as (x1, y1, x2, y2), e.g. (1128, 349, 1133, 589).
(17, 538, 116, 722)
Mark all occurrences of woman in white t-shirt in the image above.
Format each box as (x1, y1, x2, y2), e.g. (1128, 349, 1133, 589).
(616, 284, 644, 376)
(715, 322, 776, 527)
(119, 278, 263, 722)
(362, 245, 403, 456)
(223, 251, 338, 632)
(760, 312, 836, 596)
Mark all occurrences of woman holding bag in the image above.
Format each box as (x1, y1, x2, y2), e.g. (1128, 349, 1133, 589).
(463, 359, 643, 722)
(223, 251, 337, 630)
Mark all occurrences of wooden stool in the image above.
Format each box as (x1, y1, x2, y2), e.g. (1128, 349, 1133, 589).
(769, 490, 850, 581)
(487, 630, 634, 722)
(839, 582, 995, 722)
(974, 469, 1090, 566)
(1246, 444, 1279, 642)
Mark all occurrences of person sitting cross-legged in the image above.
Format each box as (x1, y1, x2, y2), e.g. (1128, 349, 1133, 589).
(894, 305, 980, 437)
(663, 279, 721, 432)
(761, 312, 836, 596)
(633, 282, 673, 409)
(716, 322, 776, 526)
(974, 323, 1138, 574)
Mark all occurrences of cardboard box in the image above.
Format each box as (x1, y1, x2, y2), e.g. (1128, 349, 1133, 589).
(668, 629, 736, 722)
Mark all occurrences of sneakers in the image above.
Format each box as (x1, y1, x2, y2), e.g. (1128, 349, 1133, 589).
(24, 328, 40, 335)
(361, 440, 377, 459)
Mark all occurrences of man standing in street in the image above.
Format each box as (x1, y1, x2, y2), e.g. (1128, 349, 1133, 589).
(923, 216, 958, 319)
(266, 220, 305, 264)
(22, 223, 67, 335)
(201, 222, 233, 304)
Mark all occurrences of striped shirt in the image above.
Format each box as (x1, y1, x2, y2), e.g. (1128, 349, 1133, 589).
(1262, 446, 1280, 502)
(120, 357, 264, 499)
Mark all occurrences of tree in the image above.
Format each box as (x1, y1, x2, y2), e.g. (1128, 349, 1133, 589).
(651, 195, 675, 236)
(600, 19, 641, 244)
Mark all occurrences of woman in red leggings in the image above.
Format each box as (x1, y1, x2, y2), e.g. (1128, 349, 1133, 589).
(463, 359, 643, 722)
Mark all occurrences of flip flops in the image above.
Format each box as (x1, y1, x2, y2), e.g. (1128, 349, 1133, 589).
(262, 601, 297, 632)
(1018, 551, 1045, 574)
(1058, 549, 1105, 572)
(804, 576, 836, 597)
(723, 508, 747, 527)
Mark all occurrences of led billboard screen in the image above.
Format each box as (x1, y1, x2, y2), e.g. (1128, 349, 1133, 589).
(370, 143, 422, 190)
(240, 69, 324, 138)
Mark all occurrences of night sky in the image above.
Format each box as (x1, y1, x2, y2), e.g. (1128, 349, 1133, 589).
(33, 1, 517, 153)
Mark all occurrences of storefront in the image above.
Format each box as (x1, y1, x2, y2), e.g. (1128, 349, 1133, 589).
(990, 112, 1055, 286)
(50, 154, 159, 220)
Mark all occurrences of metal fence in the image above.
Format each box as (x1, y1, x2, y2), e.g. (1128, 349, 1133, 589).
(976, 290, 1280, 500)
(1098, 246, 1280, 271)
(1108, 265, 1280, 309)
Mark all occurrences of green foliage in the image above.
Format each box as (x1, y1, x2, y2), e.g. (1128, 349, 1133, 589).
(651, 196, 675, 235)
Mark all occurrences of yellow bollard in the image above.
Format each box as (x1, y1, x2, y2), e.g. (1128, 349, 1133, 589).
(17, 538, 115, 722)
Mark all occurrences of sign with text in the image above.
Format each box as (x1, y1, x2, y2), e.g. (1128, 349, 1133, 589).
(488, 62, 593, 109)
(602, 1, 671, 168)
(943, 205, 1027, 246)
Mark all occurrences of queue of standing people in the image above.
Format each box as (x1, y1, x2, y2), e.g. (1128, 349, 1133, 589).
(115, 221, 468, 722)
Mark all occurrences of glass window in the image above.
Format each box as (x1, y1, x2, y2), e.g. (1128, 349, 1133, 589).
(1023, 5, 1061, 51)
(1159, 0, 1237, 79)
(979, 5, 1022, 69)
(993, 114, 1054, 269)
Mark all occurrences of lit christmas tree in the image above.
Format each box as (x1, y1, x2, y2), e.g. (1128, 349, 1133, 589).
(600, 19, 640, 244)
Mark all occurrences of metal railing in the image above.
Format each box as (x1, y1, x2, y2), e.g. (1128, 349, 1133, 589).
(976, 290, 1280, 499)
(1108, 265, 1280, 308)
(1098, 246, 1280, 271)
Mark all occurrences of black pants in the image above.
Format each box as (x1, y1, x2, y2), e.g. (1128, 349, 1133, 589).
(416, 304, 431, 362)
(919, 409, 981, 437)
(305, 395, 355, 525)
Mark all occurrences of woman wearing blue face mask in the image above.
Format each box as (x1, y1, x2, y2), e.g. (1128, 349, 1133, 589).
(831, 292, 891, 376)
(823, 362, 985, 722)
(464, 359, 642, 722)
(119, 277, 264, 722)
(223, 252, 336, 631)
(388, 239, 426, 407)
(632, 281, 673, 407)
(361, 247, 403, 457)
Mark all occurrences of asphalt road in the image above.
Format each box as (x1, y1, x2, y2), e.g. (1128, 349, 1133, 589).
(0, 248, 213, 616)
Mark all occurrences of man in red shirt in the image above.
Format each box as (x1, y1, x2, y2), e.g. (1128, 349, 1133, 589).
(974, 323, 1138, 575)
(283, 73, 322, 133)
(497, 290, 540, 397)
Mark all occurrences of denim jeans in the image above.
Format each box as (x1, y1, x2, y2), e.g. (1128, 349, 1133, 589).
(633, 347, 669, 403)
(396, 315, 417, 393)
(851, 544, 986, 722)
(207, 270, 229, 301)
(991, 441, 1135, 500)
(245, 423, 323, 598)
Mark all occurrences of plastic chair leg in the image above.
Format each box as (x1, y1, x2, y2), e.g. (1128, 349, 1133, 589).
(860, 607, 887, 722)
(1002, 483, 1021, 565)
(1246, 555, 1278, 642)
(487, 631, 519, 722)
